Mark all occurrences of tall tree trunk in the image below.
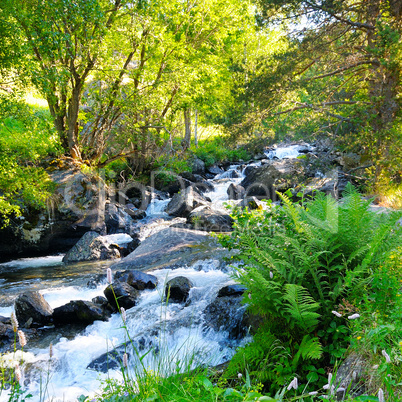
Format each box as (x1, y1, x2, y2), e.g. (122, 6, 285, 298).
(194, 109, 198, 148)
(67, 82, 83, 161)
(183, 108, 191, 149)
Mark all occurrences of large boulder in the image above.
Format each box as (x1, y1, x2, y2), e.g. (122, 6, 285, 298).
(241, 159, 308, 200)
(0, 167, 107, 260)
(104, 282, 140, 311)
(62, 231, 123, 263)
(227, 183, 245, 200)
(165, 276, 194, 303)
(14, 291, 53, 328)
(52, 300, 110, 326)
(111, 227, 230, 272)
(190, 157, 206, 175)
(165, 187, 210, 218)
(188, 206, 234, 232)
(105, 202, 143, 234)
(114, 270, 158, 290)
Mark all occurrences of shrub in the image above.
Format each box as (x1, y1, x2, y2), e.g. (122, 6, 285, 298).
(220, 185, 402, 394)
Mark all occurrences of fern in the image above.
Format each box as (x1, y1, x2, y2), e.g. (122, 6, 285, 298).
(222, 184, 402, 391)
(292, 335, 323, 370)
(283, 284, 320, 332)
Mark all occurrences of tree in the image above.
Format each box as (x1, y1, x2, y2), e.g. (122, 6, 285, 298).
(5, 0, 253, 167)
(233, 0, 402, 182)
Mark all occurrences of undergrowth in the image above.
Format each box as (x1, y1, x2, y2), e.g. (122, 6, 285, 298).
(219, 184, 402, 397)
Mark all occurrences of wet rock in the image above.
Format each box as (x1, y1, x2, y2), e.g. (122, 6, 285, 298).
(92, 296, 109, 307)
(243, 165, 259, 177)
(123, 183, 153, 210)
(0, 321, 12, 339)
(62, 231, 121, 263)
(207, 165, 224, 175)
(165, 187, 210, 218)
(253, 153, 266, 160)
(53, 300, 110, 326)
(218, 284, 247, 297)
(15, 291, 53, 328)
(104, 282, 140, 311)
(111, 227, 233, 272)
(188, 206, 234, 232)
(237, 196, 266, 210)
(227, 183, 245, 200)
(165, 276, 194, 303)
(87, 347, 128, 373)
(203, 296, 248, 339)
(158, 176, 193, 196)
(241, 159, 309, 200)
(190, 157, 206, 175)
(115, 270, 158, 290)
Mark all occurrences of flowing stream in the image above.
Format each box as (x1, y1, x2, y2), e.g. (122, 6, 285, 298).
(0, 145, 303, 401)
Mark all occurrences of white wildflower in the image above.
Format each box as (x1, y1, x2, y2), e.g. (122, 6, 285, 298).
(378, 388, 384, 402)
(382, 350, 391, 363)
(309, 391, 318, 395)
(18, 330, 27, 347)
(120, 307, 126, 323)
(287, 377, 298, 391)
(238, 373, 242, 380)
(348, 313, 360, 320)
(323, 384, 330, 390)
(14, 364, 22, 383)
(269, 271, 273, 279)
(10, 312, 18, 332)
(332, 310, 342, 318)
(328, 373, 332, 384)
(107, 268, 113, 284)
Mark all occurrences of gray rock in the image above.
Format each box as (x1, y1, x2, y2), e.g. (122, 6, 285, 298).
(104, 282, 140, 311)
(241, 159, 308, 200)
(207, 165, 224, 175)
(203, 296, 248, 339)
(190, 157, 206, 175)
(52, 300, 110, 326)
(62, 231, 121, 263)
(217, 284, 247, 297)
(115, 270, 158, 290)
(165, 187, 210, 218)
(227, 183, 245, 200)
(188, 206, 234, 232)
(15, 291, 53, 328)
(160, 176, 193, 196)
(334, 353, 368, 399)
(165, 276, 194, 303)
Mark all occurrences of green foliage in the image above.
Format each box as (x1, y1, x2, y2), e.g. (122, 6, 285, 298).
(193, 136, 251, 167)
(0, 95, 60, 225)
(221, 184, 402, 393)
(347, 246, 402, 399)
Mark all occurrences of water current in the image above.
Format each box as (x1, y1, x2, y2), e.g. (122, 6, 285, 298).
(0, 145, 302, 401)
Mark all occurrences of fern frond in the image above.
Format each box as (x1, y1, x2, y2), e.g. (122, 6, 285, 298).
(292, 334, 323, 370)
(283, 284, 320, 332)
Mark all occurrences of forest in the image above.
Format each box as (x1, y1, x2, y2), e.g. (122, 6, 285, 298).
(0, 0, 401, 401)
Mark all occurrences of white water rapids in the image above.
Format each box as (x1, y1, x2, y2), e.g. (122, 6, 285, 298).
(0, 145, 304, 401)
